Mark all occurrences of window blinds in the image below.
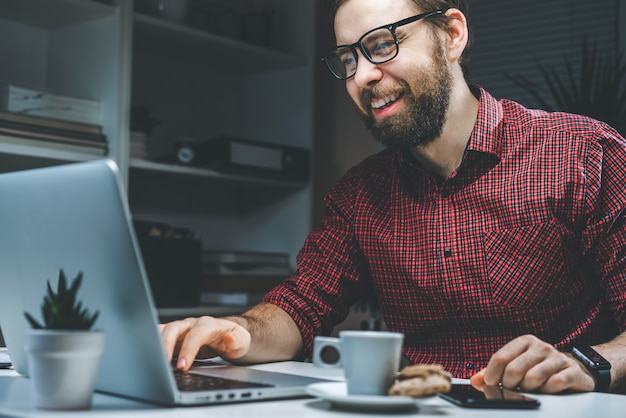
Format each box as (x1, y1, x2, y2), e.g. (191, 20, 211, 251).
(467, 0, 619, 108)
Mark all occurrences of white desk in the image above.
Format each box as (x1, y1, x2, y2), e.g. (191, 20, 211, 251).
(1, 362, 625, 417)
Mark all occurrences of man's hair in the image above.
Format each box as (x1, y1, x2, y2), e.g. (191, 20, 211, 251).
(326, 0, 473, 79)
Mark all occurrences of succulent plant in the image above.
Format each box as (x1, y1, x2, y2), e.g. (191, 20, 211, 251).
(24, 270, 99, 331)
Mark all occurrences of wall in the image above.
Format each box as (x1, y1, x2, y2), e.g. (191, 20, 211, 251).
(312, 0, 381, 226)
(468, 0, 620, 106)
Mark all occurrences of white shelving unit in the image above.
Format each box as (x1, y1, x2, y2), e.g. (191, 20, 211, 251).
(0, 0, 128, 171)
(0, 0, 114, 29)
(132, 12, 306, 74)
(128, 0, 315, 256)
(0, 0, 316, 314)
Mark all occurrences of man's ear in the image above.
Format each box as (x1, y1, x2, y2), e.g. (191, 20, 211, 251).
(442, 8, 468, 64)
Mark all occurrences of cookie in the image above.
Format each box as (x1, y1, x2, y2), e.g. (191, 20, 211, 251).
(388, 364, 452, 398)
(398, 364, 452, 380)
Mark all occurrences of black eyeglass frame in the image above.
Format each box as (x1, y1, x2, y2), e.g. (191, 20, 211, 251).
(322, 10, 445, 80)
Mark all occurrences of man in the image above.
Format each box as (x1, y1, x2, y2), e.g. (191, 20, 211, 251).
(160, 0, 626, 393)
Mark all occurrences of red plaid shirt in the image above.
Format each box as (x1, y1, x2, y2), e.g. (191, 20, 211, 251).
(263, 86, 626, 378)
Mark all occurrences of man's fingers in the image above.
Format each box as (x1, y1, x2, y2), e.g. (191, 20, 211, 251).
(539, 355, 596, 393)
(469, 369, 486, 390)
(482, 335, 534, 386)
(160, 319, 192, 362)
(175, 321, 216, 370)
(499, 348, 550, 389)
(480, 335, 598, 394)
(166, 317, 252, 371)
(483, 335, 564, 390)
(512, 352, 570, 391)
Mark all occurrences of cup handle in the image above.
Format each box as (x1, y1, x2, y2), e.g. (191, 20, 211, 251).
(312, 336, 342, 368)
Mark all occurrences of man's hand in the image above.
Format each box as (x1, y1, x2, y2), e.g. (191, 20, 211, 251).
(159, 316, 251, 371)
(470, 334, 596, 393)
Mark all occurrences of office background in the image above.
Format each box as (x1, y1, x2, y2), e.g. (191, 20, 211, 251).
(0, 0, 624, 341)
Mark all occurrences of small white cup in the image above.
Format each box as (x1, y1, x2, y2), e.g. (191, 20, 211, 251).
(312, 330, 403, 396)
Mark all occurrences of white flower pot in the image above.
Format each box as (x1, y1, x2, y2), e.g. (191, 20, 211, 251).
(25, 329, 105, 410)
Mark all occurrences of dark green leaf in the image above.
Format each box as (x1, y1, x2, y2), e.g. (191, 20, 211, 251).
(23, 269, 98, 331)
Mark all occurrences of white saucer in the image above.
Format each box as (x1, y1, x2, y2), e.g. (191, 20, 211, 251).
(305, 382, 433, 412)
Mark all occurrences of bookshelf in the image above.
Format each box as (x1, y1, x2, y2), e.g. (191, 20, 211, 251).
(0, 136, 99, 174)
(0, 0, 316, 315)
(132, 12, 306, 74)
(0, 0, 114, 28)
(0, 0, 130, 172)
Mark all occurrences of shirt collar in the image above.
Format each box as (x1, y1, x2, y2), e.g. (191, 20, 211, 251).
(467, 84, 504, 159)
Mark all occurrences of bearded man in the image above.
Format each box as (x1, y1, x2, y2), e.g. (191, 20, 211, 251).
(160, 0, 626, 394)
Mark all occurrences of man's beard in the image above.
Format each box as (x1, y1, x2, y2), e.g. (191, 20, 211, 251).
(358, 43, 452, 148)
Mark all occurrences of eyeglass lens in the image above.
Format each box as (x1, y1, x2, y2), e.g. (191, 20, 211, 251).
(326, 27, 398, 79)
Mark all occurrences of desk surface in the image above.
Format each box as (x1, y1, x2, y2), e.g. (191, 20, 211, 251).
(0, 361, 625, 417)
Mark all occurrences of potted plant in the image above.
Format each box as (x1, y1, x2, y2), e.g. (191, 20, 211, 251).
(23, 269, 104, 410)
(508, 39, 626, 135)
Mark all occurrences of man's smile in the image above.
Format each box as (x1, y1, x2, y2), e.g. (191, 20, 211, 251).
(371, 92, 404, 118)
(371, 92, 401, 110)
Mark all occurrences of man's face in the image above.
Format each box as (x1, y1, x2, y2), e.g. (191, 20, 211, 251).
(334, 0, 452, 148)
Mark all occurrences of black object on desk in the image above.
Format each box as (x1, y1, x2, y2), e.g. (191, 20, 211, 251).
(440, 385, 540, 409)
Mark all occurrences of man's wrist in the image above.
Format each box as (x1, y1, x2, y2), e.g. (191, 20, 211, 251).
(570, 345, 612, 392)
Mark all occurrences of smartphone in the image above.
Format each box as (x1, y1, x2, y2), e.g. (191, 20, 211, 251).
(440, 384, 540, 409)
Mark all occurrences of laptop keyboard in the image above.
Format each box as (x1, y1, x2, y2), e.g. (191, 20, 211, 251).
(174, 370, 274, 392)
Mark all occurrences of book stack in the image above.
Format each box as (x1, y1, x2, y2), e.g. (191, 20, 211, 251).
(2, 85, 100, 124)
(201, 250, 293, 306)
(0, 86, 106, 155)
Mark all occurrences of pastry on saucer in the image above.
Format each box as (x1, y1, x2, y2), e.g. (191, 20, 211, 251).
(388, 364, 452, 398)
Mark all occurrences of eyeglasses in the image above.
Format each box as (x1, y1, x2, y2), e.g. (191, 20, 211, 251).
(322, 10, 444, 80)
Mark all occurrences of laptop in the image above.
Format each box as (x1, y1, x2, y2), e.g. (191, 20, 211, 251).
(0, 159, 329, 406)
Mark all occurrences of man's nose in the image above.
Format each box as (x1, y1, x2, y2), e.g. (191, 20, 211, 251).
(351, 53, 384, 88)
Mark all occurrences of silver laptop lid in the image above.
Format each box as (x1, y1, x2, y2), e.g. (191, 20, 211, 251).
(0, 159, 330, 406)
(0, 159, 178, 404)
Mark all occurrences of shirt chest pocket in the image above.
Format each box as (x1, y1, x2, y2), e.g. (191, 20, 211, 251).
(483, 221, 578, 308)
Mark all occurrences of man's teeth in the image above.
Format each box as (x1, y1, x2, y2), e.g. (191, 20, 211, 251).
(371, 94, 399, 109)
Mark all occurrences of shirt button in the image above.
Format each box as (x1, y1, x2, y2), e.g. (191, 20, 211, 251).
(465, 362, 474, 370)
(441, 190, 450, 198)
(444, 249, 453, 258)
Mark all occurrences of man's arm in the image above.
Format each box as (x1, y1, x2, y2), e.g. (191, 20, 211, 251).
(470, 333, 626, 393)
(225, 302, 304, 363)
(159, 302, 303, 371)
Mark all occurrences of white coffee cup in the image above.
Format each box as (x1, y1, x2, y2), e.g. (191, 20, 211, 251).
(312, 330, 404, 396)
